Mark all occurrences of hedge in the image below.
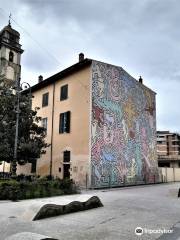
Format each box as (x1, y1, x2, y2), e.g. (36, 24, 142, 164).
(0, 177, 79, 201)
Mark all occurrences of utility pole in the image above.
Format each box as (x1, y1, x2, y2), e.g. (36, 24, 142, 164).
(11, 80, 31, 177)
(12, 78, 20, 177)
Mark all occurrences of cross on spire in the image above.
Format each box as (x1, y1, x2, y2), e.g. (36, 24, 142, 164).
(8, 13, 12, 26)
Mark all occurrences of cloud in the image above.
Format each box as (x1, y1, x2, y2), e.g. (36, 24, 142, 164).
(0, 0, 180, 131)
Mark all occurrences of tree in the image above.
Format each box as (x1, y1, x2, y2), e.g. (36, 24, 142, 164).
(0, 76, 49, 174)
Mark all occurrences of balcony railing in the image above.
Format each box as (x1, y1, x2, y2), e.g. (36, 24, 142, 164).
(158, 155, 180, 161)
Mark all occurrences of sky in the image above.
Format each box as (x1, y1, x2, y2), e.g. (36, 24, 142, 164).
(0, 0, 180, 132)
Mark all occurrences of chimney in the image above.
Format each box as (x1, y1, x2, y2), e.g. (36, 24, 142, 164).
(139, 76, 143, 84)
(38, 75, 43, 83)
(79, 53, 84, 62)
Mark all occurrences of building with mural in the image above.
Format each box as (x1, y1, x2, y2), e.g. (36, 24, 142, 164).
(16, 53, 158, 188)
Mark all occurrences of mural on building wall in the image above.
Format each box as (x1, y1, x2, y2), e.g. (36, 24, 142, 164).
(91, 61, 158, 188)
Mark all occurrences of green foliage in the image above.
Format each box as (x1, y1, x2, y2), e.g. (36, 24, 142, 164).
(0, 177, 78, 200)
(0, 75, 49, 167)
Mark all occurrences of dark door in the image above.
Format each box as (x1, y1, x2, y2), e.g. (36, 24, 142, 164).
(63, 164, 70, 179)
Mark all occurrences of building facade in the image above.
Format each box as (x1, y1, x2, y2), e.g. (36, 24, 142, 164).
(157, 131, 180, 168)
(17, 55, 158, 188)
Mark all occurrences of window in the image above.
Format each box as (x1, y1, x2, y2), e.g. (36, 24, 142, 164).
(31, 160, 37, 173)
(9, 51, 14, 62)
(42, 92, 49, 107)
(59, 111, 71, 133)
(158, 162, 170, 168)
(63, 151, 70, 162)
(10, 34, 16, 42)
(60, 85, 68, 101)
(42, 118, 48, 134)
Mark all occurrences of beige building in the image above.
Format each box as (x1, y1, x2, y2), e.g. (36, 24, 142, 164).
(17, 53, 158, 188)
(18, 55, 91, 187)
(157, 131, 180, 168)
(0, 23, 158, 187)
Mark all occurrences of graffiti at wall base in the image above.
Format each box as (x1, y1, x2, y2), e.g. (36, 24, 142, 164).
(91, 61, 158, 188)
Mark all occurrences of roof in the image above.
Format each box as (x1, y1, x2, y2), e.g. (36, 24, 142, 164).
(27, 57, 155, 95)
(0, 24, 20, 37)
(157, 131, 170, 134)
(29, 58, 92, 93)
(157, 131, 180, 136)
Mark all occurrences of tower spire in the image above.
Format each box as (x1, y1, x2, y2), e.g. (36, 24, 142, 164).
(8, 13, 12, 26)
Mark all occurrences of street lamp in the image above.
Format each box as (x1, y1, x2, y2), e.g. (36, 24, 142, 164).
(11, 79, 31, 177)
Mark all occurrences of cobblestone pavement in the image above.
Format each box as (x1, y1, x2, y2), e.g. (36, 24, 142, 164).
(0, 183, 180, 240)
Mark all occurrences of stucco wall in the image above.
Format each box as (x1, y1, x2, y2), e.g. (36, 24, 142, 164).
(159, 167, 180, 182)
(17, 84, 53, 176)
(18, 65, 91, 187)
(51, 66, 91, 187)
(0, 46, 21, 83)
(91, 61, 158, 188)
(0, 161, 10, 173)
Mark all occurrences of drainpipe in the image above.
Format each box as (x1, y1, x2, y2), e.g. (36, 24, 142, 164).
(50, 82, 55, 177)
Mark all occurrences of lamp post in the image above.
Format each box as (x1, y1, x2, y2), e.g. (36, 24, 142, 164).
(11, 79, 31, 177)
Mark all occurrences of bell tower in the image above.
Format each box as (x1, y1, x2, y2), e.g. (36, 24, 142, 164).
(0, 19, 23, 85)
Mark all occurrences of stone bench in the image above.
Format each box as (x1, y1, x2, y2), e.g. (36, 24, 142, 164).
(21, 195, 103, 221)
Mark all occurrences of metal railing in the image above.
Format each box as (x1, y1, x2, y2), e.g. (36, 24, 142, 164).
(158, 155, 180, 161)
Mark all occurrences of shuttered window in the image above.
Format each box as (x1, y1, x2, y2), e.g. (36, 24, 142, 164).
(42, 118, 48, 135)
(59, 111, 71, 133)
(60, 85, 68, 101)
(42, 92, 49, 107)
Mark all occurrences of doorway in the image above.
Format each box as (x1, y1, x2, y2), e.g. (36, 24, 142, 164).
(63, 164, 70, 179)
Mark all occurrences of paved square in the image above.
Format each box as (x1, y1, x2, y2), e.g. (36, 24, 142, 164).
(0, 183, 180, 240)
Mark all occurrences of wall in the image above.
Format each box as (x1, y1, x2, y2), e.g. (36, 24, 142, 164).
(0, 161, 10, 172)
(17, 84, 54, 176)
(170, 161, 179, 168)
(91, 61, 158, 188)
(52, 66, 91, 187)
(159, 167, 180, 182)
(0, 46, 21, 83)
(17, 163, 32, 175)
(17, 65, 91, 187)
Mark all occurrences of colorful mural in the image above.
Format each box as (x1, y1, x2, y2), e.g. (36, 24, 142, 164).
(91, 61, 158, 188)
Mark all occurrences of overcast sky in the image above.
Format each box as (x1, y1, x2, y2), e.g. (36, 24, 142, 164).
(0, 0, 180, 132)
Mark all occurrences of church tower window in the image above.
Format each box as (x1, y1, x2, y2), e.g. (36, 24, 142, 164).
(9, 51, 14, 63)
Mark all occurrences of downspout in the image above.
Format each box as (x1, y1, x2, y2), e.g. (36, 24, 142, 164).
(50, 82, 55, 177)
